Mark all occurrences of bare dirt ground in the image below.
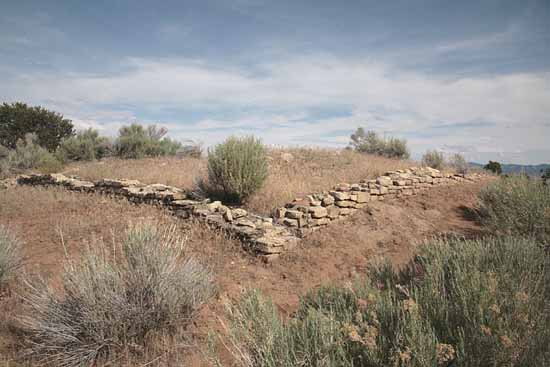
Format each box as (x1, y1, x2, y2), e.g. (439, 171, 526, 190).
(0, 179, 489, 366)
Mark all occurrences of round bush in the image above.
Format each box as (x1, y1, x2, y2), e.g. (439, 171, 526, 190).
(19, 223, 214, 366)
(206, 136, 268, 203)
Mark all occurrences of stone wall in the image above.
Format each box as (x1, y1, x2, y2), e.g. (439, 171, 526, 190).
(273, 167, 484, 235)
(16, 173, 298, 261)
(15, 167, 484, 260)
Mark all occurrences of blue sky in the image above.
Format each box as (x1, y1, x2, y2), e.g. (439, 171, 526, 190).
(1, 0, 549, 164)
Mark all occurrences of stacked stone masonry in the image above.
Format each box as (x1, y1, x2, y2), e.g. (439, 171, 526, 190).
(273, 167, 484, 236)
(16, 173, 298, 261)
(15, 167, 483, 260)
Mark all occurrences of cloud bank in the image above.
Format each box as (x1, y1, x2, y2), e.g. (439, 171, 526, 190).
(2, 55, 549, 163)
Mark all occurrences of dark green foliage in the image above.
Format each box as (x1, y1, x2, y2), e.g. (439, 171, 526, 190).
(484, 161, 502, 175)
(349, 127, 409, 159)
(204, 136, 268, 204)
(421, 150, 445, 170)
(224, 236, 550, 367)
(478, 176, 550, 243)
(57, 128, 113, 161)
(0, 102, 74, 151)
(114, 124, 182, 159)
(541, 168, 550, 183)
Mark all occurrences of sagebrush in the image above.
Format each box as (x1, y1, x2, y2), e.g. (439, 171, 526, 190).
(203, 135, 268, 204)
(0, 225, 22, 288)
(478, 175, 550, 243)
(19, 223, 214, 367)
(114, 124, 182, 159)
(0, 133, 62, 178)
(421, 150, 445, 170)
(57, 128, 113, 162)
(448, 153, 469, 174)
(349, 127, 409, 159)
(223, 236, 550, 367)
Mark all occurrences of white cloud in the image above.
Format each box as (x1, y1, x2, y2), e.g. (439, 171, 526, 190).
(1, 55, 549, 163)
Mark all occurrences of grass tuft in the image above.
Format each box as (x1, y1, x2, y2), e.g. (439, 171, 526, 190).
(18, 222, 214, 367)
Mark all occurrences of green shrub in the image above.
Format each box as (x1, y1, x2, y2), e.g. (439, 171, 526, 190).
(422, 150, 445, 170)
(448, 153, 469, 174)
(1, 133, 62, 176)
(478, 176, 550, 243)
(57, 128, 113, 162)
(114, 124, 182, 159)
(484, 160, 502, 175)
(19, 223, 214, 366)
(349, 127, 409, 159)
(0, 225, 22, 289)
(204, 136, 268, 204)
(0, 102, 74, 151)
(177, 141, 203, 158)
(223, 236, 550, 367)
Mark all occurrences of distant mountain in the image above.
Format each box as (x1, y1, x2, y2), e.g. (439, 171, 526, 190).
(470, 162, 550, 176)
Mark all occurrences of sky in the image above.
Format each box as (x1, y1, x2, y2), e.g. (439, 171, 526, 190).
(1, 0, 549, 164)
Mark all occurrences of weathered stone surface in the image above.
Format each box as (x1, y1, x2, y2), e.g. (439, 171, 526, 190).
(282, 218, 299, 227)
(377, 176, 393, 186)
(327, 206, 340, 219)
(310, 217, 330, 226)
(321, 195, 335, 206)
(369, 188, 381, 195)
(394, 180, 407, 186)
(171, 199, 198, 207)
(274, 207, 286, 219)
(232, 208, 248, 218)
(306, 195, 322, 206)
(335, 183, 351, 191)
(355, 191, 370, 203)
(234, 218, 256, 228)
(308, 206, 328, 218)
(335, 200, 354, 208)
(285, 209, 303, 219)
(223, 209, 233, 222)
(330, 191, 350, 200)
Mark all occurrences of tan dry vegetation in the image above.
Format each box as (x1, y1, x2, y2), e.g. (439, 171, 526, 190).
(62, 156, 206, 189)
(62, 148, 412, 215)
(0, 186, 241, 366)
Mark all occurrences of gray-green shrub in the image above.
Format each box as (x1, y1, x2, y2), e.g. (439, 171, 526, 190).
(56, 128, 113, 161)
(204, 136, 268, 203)
(19, 223, 214, 366)
(114, 124, 182, 159)
(223, 236, 550, 367)
(0, 133, 62, 177)
(448, 153, 469, 174)
(0, 225, 22, 288)
(349, 128, 409, 159)
(478, 176, 550, 243)
(421, 150, 445, 170)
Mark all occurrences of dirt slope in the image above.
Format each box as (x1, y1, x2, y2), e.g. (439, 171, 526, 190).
(0, 179, 490, 366)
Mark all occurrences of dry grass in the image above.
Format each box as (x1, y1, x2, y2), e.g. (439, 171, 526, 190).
(247, 148, 412, 214)
(0, 186, 240, 366)
(61, 156, 206, 189)
(61, 148, 411, 215)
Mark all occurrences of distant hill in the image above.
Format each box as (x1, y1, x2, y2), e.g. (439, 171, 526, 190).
(470, 162, 550, 176)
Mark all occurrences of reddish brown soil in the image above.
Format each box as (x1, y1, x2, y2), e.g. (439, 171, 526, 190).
(184, 179, 490, 366)
(0, 179, 490, 366)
